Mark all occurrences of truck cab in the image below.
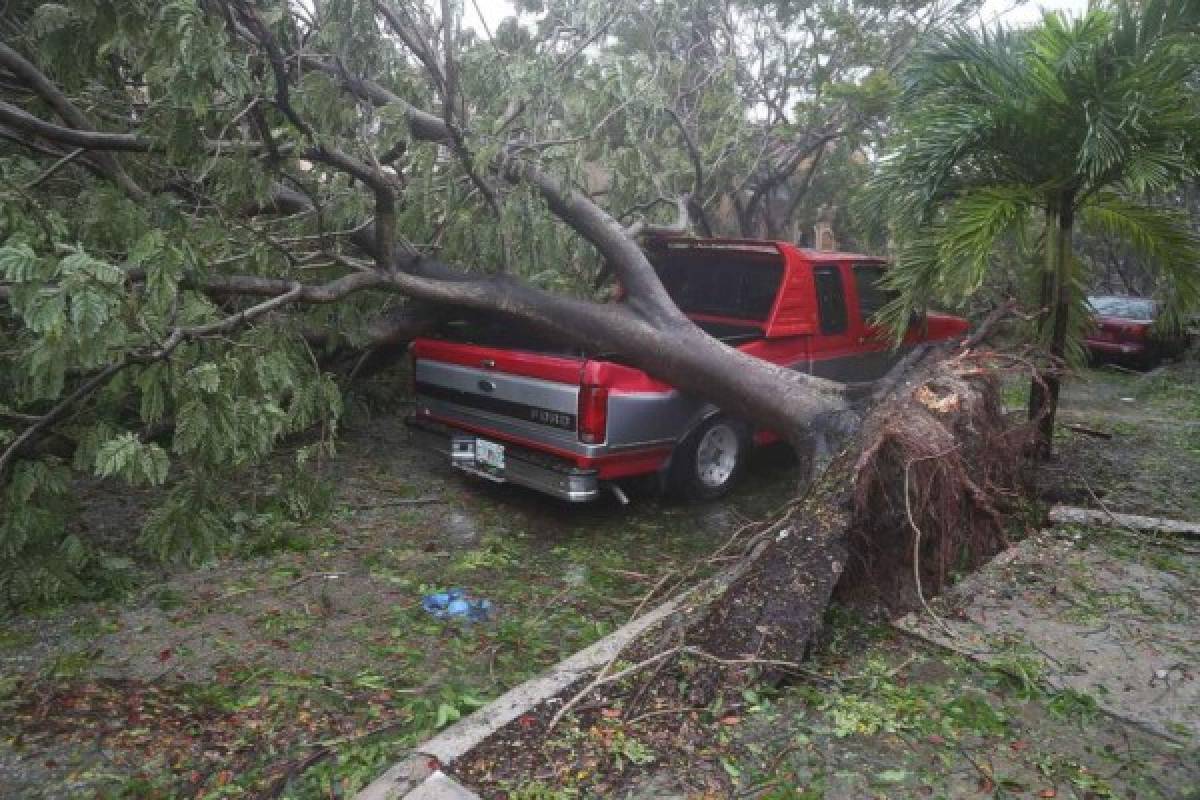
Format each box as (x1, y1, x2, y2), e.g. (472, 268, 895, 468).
(407, 238, 968, 502)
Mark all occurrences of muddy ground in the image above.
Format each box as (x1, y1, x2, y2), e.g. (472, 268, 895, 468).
(0, 401, 798, 798)
(2, 357, 1198, 799)
(450, 358, 1200, 799)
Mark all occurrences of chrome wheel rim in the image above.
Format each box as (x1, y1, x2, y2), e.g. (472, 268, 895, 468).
(695, 423, 739, 488)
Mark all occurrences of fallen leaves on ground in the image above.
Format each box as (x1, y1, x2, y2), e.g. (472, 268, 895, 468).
(0, 676, 411, 797)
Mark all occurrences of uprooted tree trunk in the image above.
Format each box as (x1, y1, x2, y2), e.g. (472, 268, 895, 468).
(681, 331, 1032, 704)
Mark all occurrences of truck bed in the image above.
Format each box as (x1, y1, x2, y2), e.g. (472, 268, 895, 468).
(429, 312, 763, 357)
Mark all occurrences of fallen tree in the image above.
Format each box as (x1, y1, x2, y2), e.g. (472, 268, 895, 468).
(0, 0, 985, 601)
(461, 318, 1035, 761)
(490, 305, 1029, 718)
(682, 317, 1034, 703)
(3, 9, 1046, 798)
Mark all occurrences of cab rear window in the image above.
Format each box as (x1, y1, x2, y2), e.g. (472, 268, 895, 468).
(652, 254, 783, 321)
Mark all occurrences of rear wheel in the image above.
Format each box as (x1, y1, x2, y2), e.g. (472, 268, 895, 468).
(668, 416, 749, 501)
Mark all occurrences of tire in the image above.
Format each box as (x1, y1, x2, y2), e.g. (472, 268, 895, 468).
(667, 416, 750, 502)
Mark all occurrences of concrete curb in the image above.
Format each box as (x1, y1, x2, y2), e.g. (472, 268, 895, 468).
(355, 592, 691, 799)
(355, 556, 758, 800)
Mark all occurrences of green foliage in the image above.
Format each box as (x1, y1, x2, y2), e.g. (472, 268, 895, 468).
(94, 434, 169, 486)
(0, 460, 81, 605)
(870, 0, 1200, 358)
(0, 177, 342, 602)
(0, 0, 977, 607)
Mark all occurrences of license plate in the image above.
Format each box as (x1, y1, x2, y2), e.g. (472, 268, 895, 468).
(475, 438, 505, 470)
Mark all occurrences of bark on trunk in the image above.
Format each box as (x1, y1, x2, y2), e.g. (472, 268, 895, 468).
(1027, 200, 1057, 444)
(1038, 201, 1075, 452)
(1028, 195, 1075, 456)
(681, 325, 1027, 703)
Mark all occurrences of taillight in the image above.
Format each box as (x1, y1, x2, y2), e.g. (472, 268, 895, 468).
(1122, 324, 1148, 341)
(578, 385, 608, 444)
(410, 347, 431, 417)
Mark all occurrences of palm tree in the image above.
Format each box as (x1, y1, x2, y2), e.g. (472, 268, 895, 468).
(871, 0, 1200, 453)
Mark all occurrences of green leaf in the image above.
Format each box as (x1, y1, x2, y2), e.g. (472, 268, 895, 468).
(875, 769, 909, 784)
(59, 249, 122, 285)
(127, 230, 165, 266)
(69, 289, 112, 336)
(17, 290, 66, 335)
(435, 703, 461, 728)
(94, 433, 170, 486)
(186, 363, 220, 394)
(0, 244, 40, 282)
(94, 433, 141, 480)
(140, 444, 170, 486)
(136, 365, 168, 424)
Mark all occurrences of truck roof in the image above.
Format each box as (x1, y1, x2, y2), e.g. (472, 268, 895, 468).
(647, 236, 883, 263)
(645, 236, 888, 338)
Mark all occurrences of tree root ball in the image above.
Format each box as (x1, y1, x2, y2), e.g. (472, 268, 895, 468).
(681, 352, 1033, 704)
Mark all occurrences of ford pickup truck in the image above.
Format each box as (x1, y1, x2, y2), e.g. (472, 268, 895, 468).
(407, 238, 968, 502)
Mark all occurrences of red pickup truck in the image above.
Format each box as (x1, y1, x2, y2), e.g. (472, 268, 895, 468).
(408, 238, 968, 502)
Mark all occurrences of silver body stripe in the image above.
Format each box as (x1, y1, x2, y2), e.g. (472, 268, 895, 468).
(414, 345, 913, 458)
(415, 360, 579, 413)
(605, 391, 711, 449)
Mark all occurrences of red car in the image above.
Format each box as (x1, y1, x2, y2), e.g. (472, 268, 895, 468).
(408, 238, 969, 502)
(1084, 295, 1188, 368)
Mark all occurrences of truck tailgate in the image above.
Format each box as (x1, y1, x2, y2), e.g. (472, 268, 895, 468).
(412, 340, 585, 452)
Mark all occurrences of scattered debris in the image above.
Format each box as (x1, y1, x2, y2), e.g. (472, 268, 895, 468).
(1048, 505, 1200, 538)
(1061, 422, 1113, 438)
(896, 529, 1200, 743)
(421, 589, 493, 621)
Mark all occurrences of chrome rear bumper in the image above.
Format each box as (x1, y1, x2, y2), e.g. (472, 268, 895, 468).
(406, 418, 601, 502)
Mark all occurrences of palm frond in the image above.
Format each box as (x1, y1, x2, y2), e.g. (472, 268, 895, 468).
(1116, 146, 1197, 195)
(1080, 193, 1200, 329)
(876, 236, 945, 341)
(877, 187, 1035, 340)
(935, 187, 1037, 297)
(902, 24, 1033, 110)
(1110, 0, 1200, 59)
(872, 0, 1200, 355)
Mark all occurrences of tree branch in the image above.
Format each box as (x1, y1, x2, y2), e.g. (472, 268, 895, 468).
(0, 361, 128, 481)
(21, 147, 87, 190)
(375, 1, 447, 98)
(0, 42, 146, 199)
(0, 271, 386, 479)
(624, 195, 692, 239)
(0, 100, 270, 155)
(664, 108, 714, 237)
(297, 55, 452, 145)
(512, 161, 684, 320)
(743, 130, 840, 228)
(230, 2, 314, 139)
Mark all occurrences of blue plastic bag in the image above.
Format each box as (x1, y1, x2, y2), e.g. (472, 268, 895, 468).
(421, 588, 493, 621)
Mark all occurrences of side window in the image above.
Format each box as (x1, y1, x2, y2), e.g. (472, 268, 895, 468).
(813, 265, 848, 335)
(852, 264, 896, 322)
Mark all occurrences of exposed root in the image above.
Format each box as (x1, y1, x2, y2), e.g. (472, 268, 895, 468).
(839, 356, 1035, 614)
(557, 341, 1037, 716)
(678, 349, 1037, 705)
(904, 454, 959, 640)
